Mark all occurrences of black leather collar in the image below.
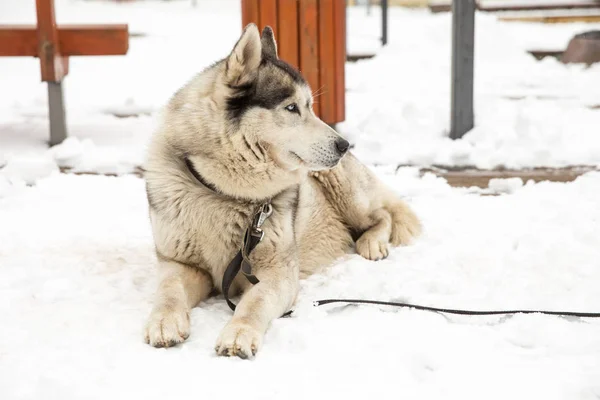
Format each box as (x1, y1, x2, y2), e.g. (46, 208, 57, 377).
(184, 157, 220, 194)
(184, 156, 280, 204)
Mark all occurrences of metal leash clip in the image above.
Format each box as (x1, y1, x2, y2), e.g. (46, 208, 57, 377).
(250, 202, 273, 240)
(238, 202, 273, 285)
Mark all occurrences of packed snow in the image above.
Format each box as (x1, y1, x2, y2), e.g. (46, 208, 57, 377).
(1, 0, 600, 176)
(1, 1, 600, 398)
(1, 169, 600, 399)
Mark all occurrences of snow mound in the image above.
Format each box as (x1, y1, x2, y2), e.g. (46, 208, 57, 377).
(0, 154, 58, 185)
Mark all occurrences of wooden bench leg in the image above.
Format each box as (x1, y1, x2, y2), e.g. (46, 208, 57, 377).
(47, 81, 67, 146)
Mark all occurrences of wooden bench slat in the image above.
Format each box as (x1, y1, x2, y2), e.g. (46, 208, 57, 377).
(0, 26, 41, 57)
(36, 0, 64, 81)
(59, 25, 129, 56)
(277, 0, 299, 68)
(318, 0, 336, 123)
(241, 0, 260, 32)
(0, 25, 129, 57)
(299, 0, 321, 117)
(333, 0, 346, 122)
(259, 0, 278, 40)
(499, 13, 600, 23)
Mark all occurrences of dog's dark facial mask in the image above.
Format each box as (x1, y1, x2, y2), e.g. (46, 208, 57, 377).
(225, 26, 307, 124)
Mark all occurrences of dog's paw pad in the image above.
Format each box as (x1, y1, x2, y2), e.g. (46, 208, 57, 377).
(144, 307, 190, 348)
(215, 322, 262, 359)
(356, 235, 389, 261)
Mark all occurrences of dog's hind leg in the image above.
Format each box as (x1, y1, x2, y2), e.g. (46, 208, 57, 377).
(144, 257, 213, 347)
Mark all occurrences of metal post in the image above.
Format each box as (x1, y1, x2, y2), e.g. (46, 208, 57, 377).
(450, 0, 475, 140)
(47, 81, 67, 146)
(381, 0, 388, 46)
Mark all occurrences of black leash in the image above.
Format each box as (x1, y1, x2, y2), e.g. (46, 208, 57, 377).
(222, 202, 280, 312)
(185, 159, 600, 320)
(312, 299, 600, 318)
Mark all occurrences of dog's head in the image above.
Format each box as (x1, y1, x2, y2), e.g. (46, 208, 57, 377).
(158, 24, 351, 200)
(220, 23, 349, 171)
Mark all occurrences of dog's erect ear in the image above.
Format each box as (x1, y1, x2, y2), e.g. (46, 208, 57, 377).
(226, 23, 262, 85)
(261, 26, 278, 60)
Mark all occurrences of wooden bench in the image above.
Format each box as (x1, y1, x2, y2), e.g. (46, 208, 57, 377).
(0, 0, 129, 145)
(241, 0, 346, 126)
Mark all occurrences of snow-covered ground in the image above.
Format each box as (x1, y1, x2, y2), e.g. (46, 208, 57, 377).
(1, 0, 600, 176)
(1, 168, 600, 399)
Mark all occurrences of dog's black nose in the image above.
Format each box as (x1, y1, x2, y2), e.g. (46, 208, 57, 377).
(335, 138, 350, 155)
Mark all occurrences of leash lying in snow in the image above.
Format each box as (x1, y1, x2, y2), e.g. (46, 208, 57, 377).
(312, 299, 600, 318)
(222, 203, 600, 319)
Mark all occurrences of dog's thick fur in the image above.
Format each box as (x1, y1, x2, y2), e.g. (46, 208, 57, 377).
(143, 24, 421, 358)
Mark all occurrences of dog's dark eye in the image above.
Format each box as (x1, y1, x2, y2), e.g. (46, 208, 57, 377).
(285, 103, 299, 114)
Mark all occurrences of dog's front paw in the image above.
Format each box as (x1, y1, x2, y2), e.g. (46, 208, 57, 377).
(390, 203, 421, 246)
(144, 305, 190, 348)
(356, 234, 389, 261)
(215, 322, 262, 359)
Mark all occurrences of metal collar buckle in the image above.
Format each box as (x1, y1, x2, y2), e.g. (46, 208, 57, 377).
(250, 202, 273, 239)
(239, 201, 273, 285)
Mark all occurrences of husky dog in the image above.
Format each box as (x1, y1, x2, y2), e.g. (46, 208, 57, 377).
(143, 24, 421, 358)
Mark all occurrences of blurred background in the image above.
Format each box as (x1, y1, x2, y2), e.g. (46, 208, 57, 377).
(1, 0, 600, 183)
